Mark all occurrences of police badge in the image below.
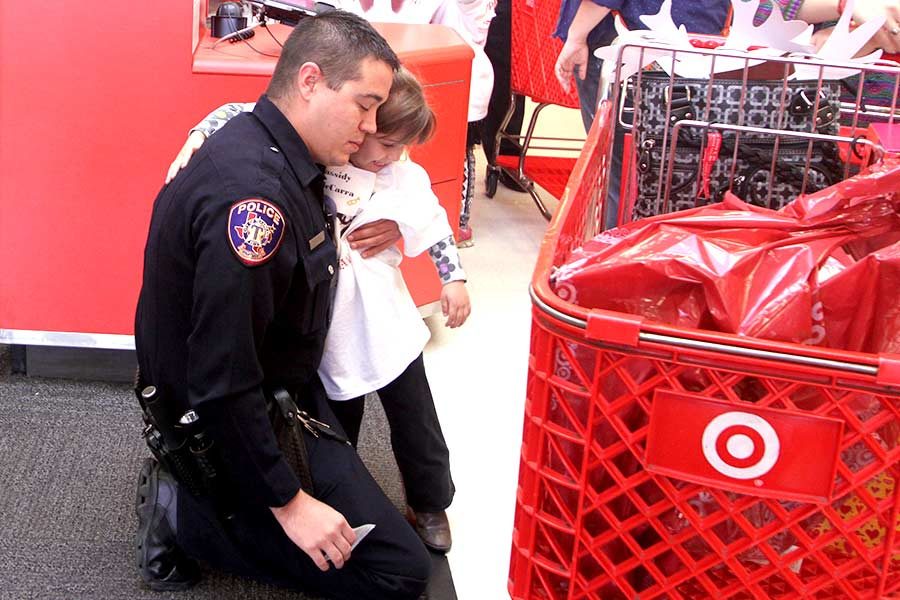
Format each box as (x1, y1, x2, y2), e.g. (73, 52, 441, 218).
(227, 198, 286, 266)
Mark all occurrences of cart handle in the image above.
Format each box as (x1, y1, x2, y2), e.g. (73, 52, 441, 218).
(671, 120, 884, 155)
(530, 285, 900, 384)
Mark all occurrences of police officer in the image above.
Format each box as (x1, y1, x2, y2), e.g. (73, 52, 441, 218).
(133, 11, 431, 599)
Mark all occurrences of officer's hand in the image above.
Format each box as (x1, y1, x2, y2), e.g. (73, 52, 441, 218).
(165, 130, 207, 184)
(270, 490, 356, 571)
(440, 281, 471, 328)
(346, 219, 401, 258)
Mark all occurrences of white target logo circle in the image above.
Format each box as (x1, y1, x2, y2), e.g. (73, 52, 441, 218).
(701, 412, 781, 480)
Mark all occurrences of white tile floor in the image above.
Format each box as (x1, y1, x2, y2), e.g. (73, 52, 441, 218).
(421, 152, 562, 599)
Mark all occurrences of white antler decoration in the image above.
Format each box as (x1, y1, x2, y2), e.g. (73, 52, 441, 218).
(638, 0, 684, 38)
(596, 0, 884, 84)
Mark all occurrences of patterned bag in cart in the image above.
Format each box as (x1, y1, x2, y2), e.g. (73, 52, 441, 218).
(632, 70, 844, 219)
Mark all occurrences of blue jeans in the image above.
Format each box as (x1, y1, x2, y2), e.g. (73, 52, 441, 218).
(575, 50, 623, 230)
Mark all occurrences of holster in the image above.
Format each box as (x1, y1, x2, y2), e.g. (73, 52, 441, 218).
(266, 388, 315, 495)
(134, 368, 234, 520)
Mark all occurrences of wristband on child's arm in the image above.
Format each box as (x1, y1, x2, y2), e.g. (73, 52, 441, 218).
(428, 235, 467, 284)
(191, 103, 251, 139)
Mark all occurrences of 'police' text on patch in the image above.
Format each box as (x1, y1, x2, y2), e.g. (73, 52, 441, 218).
(228, 198, 286, 266)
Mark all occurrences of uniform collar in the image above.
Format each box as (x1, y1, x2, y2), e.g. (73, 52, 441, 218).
(253, 95, 324, 187)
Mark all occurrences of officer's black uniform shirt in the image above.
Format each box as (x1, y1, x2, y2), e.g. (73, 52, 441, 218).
(135, 95, 337, 508)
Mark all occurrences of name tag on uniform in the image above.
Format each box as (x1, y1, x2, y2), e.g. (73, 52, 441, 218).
(308, 230, 326, 250)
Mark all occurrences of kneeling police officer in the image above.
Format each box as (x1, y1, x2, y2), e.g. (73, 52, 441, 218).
(133, 11, 431, 599)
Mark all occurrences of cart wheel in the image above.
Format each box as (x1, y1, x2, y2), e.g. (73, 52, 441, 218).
(485, 169, 499, 198)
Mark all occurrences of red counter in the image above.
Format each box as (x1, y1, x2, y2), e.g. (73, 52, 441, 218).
(0, 5, 471, 349)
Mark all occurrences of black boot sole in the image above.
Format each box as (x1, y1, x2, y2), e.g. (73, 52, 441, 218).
(135, 458, 201, 592)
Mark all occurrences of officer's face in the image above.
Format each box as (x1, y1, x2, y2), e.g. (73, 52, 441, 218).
(350, 133, 406, 173)
(305, 57, 394, 166)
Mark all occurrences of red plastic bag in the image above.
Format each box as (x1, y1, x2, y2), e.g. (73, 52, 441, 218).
(818, 240, 900, 353)
(554, 199, 854, 344)
(780, 157, 900, 262)
(552, 159, 900, 350)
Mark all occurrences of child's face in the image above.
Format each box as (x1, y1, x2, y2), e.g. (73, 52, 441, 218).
(349, 133, 406, 173)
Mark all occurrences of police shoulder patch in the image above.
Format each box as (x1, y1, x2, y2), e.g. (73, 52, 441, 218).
(227, 198, 286, 266)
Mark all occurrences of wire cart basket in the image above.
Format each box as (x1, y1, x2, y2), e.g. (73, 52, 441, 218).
(509, 41, 900, 599)
(485, 0, 585, 220)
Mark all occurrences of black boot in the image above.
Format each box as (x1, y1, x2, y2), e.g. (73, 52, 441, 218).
(135, 457, 201, 591)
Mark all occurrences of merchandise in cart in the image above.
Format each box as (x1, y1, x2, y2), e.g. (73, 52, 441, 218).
(509, 22, 900, 600)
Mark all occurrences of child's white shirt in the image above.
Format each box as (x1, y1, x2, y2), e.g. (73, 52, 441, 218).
(318, 160, 453, 400)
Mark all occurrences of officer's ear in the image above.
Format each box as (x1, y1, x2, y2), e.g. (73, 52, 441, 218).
(296, 62, 325, 100)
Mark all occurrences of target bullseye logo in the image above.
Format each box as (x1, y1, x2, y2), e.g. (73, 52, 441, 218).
(701, 412, 781, 480)
(646, 390, 843, 502)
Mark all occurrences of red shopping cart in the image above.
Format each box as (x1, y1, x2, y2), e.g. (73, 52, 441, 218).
(484, 0, 585, 220)
(509, 43, 900, 600)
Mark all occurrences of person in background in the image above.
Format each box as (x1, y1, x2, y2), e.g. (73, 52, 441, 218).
(455, 0, 497, 245)
(477, 0, 528, 193)
(553, 0, 733, 130)
(553, 0, 615, 132)
(552, 0, 729, 229)
(321, 68, 471, 554)
(797, 0, 900, 54)
(134, 11, 431, 598)
(801, 0, 900, 126)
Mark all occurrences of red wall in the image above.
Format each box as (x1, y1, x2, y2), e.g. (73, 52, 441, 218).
(0, 5, 470, 340)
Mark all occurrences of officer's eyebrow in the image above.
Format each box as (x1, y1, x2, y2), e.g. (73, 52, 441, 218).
(357, 92, 385, 105)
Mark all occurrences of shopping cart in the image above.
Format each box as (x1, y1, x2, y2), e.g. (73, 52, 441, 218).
(509, 42, 900, 599)
(484, 0, 585, 220)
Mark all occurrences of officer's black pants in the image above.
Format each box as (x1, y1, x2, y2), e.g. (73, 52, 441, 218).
(175, 385, 431, 600)
(329, 353, 455, 513)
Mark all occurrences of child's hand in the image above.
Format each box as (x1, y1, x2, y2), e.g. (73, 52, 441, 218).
(440, 281, 471, 328)
(166, 130, 206, 184)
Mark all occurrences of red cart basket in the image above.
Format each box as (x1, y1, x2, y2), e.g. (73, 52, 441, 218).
(510, 43, 900, 599)
(485, 0, 585, 220)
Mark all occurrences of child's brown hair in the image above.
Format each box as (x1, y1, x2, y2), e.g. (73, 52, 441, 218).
(376, 68, 436, 146)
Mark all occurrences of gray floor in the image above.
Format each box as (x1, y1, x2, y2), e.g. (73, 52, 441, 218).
(0, 344, 455, 599)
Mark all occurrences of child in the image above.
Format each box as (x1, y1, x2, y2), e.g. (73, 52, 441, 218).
(322, 69, 470, 553)
(168, 68, 470, 553)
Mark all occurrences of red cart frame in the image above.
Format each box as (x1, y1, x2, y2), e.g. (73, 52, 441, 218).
(510, 43, 900, 599)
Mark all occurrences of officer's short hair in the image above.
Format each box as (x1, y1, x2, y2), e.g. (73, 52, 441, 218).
(268, 11, 400, 99)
